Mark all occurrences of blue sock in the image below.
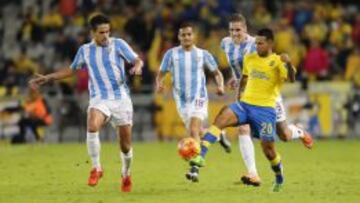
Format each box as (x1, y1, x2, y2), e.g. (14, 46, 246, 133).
(199, 126, 221, 158)
(271, 154, 284, 184)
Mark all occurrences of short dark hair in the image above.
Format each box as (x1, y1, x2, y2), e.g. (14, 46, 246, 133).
(229, 13, 246, 24)
(257, 28, 274, 41)
(179, 22, 194, 30)
(88, 14, 110, 31)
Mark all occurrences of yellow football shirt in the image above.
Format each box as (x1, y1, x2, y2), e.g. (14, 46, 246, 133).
(240, 53, 288, 107)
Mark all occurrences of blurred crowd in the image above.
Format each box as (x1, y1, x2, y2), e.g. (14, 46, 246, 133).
(0, 0, 359, 96)
(0, 0, 360, 142)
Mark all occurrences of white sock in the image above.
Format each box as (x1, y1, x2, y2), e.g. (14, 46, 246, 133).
(87, 132, 101, 170)
(288, 124, 304, 139)
(120, 148, 133, 177)
(239, 135, 258, 177)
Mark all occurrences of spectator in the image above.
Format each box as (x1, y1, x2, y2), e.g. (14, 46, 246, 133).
(274, 18, 296, 53)
(252, 2, 272, 28)
(345, 47, 360, 87)
(329, 17, 352, 50)
(281, 2, 295, 25)
(287, 35, 306, 70)
(0, 0, 358, 89)
(54, 31, 77, 61)
(13, 49, 39, 84)
(12, 88, 53, 143)
(303, 39, 330, 79)
(41, 6, 64, 31)
(17, 12, 44, 43)
(302, 12, 328, 44)
(59, 0, 77, 17)
(352, 13, 360, 44)
(293, 1, 312, 33)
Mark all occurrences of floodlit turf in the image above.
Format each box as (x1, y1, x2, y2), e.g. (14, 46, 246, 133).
(1, 140, 360, 203)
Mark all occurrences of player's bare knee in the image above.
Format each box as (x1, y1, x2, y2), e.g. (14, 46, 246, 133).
(214, 109, 225, 125)
(87, 125, 100, 133)
(277, 129, 289, 142)
(189, 128, 200, 140)
(238, 125, 250, 135)
(121, 145, 131, 153)
(87, 118, 102, 132)
(213, 119, 226, 130)
(278, 129, 292, 142)
(276, 122, 291, 142)
(214, 106, 236, 129)
(213, 114, 225, 128)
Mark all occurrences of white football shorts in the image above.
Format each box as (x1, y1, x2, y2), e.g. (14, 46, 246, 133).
(177, 98, 208, 129)
(275, 96, 287, 122)
(88, 96, 133, 127)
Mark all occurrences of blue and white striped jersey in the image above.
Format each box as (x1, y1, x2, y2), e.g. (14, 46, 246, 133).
(160, 46, 218, 108)
(70, 37, 138, 100)
(220, 35, 256, 79)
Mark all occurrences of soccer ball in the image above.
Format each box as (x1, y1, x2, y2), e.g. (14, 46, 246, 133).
(177, 137, 200, 161)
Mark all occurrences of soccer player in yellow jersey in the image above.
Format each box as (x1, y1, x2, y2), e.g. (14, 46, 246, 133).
(190, 28, 293, 192)
(220, 14, 313, 187)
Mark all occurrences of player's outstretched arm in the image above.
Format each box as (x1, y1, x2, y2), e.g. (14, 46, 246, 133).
(212, 69, 225, 96)
(29, 68, 75, 89)
(280, 53, 296, 83)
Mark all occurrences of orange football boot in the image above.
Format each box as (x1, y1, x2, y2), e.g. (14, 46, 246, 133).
(121, 175, 132, 192)
(88, 168, 103, 186)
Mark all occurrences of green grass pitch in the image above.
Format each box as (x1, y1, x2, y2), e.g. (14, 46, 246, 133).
(1, 140, 360, 203)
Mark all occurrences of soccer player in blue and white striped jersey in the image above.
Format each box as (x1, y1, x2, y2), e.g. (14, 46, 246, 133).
(156, 22, 225, 140)
(221, 25, 256, 88)
(220, 14, 313, 187)
(29, 14, 143, 192)
(220, 14, 261, 186)
(155, 22, 225, 181)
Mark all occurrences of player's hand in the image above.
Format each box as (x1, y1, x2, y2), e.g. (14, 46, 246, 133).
(280, 53, 291, 63)
(236, 92, 241, 100)
(216, 85, 225, 96)
(129, 65, 142, 75)
(155, 80, 164, 93)
(28, 73, 49, 90)
(226, 77, 239, 90)
(236, 88, 244, 100)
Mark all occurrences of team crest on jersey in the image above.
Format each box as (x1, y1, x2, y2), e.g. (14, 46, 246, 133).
(269, 60, 275, 67)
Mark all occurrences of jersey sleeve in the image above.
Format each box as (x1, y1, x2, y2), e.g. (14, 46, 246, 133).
(220, 38, 226, 51)
(70, 46, 85, 70)
(115, 38, 138, 64)
(249, 43, 257, 53)
(203, 50, 218, 72)
(159, 49, 173, 73)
